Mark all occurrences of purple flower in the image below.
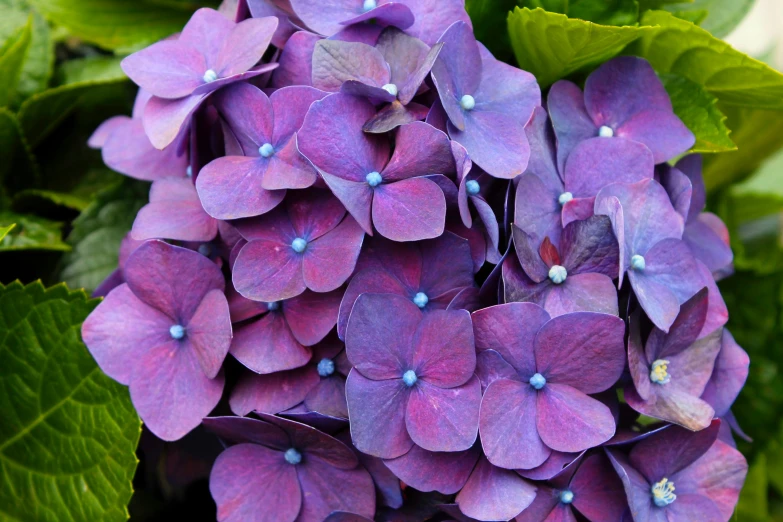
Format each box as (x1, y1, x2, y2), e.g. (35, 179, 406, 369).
(231, 190, 364, 302)
(516, 453, 627, 522)
(228, 286, 342, 374)
(93, 233, 145, 298)
(196, 84, 327, 219)
(548, 56, 695, 169)
(345, 293, 481, 458)
(122, 8, 279, 148)
(454, 142, 501, 255)
(230, 335, 350, 418)
(606, 421, 747, 522)
(431, 21, 540, 179)
(700, 330, 749, 418)
(297, 93, 455, 241)
(625, 290, 723, 431)
(270, 30, 322, 88)
(473, 303, 625, 469)
(504, 215, 620, 318)
(82, 240, 232, 440)
(383, 444, 481, 495)
(205, 415, 375, 521)
(336, 232, 475, 338)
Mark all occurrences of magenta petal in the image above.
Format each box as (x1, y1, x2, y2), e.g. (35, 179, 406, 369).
(214, 82, 273, 152)
(570, 453, 628, 522)
(456, 455, 536, 521)
(230, 312, 312, 374)
(419, 232, 475, 296)
(405, 375, 481, 453)
(271, 30, 320, 88)
(480, 378, 550, 470)
(89, 115, 128, 148)
(312, 40, 390, 92)
(233, 240, 306, 302)
(537, 383, 616, 452)
(271, 86, 328, 143)
(296, 457, 376, 521)
(381, 122, 454, 181)
(102, 118, 188, 181)
(210, 444, 301, 522)
(336, 267, 408, 339)
(304, 375, 348, 418)
(121, 40, 205, 99)
(540, 274, 620, 318)
(411, 309, 475, 388)
(475, 349, 518, 392)
(383, 444, 480, 494)
(133, 178, 218, 242)
(215, 16, 277, 77)
(564, 137, 654, 198)
(303, 217, 365, 292)
(372, 177, 446, 242)
(513, 485, 560, 522)
(264, 135, 318, 190)
(319, 172, 374, 235)
(630, 421, 720, 481)
(621, 109, 695, 163)
(230, 365, 319, 415)
(186, 289, 231, 379)
(178, 8, 233, 61)
(143, 93, 206, 149)
(345, 370, 413, 459)
(516, 450, 583, 481)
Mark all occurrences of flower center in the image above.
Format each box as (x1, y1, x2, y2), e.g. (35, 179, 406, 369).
(186, 165, 193, 177)
(317, 358, 335, 377)
(291, 237, 308, 254)
(259, 143, 275, 158)
(413, 292, 429, 308)
(381, 83, 398, 96)
(559, 490, 574, 504)
(363, 0, 377, 11)
(169, 324, 185, 340)
(466, 180, 480, 195)
(548, 265, 567, 285)
(529, 373, 546, 390)
(460, 94, 476, 111)
(402, 370, 418, 387)
(366, 171, 382, 187)
(558, 192, 573, 206)
(598, 125, 614, 138)
(650, 359, 671, 385)
(651, 478, 676, 507)
(284, 448, 302, 465)
(198, 243, 213, 257)
(203, 69, 218, 83)
(267, 301, 280, 312)
(631, 254, 646, 271)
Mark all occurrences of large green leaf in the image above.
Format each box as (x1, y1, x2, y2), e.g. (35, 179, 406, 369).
(633, 10, 783, 110)
(663, 0, 755, 38)
(568, 0, 640, 26)
(507, 7, 655, 88)
(0, 16, 32, 107)
(0, 211, 69, 251)
(0, 107, 39, 197)
(660, 74, 735, 153)
(0, 280, 140, 522)
(465, 0, 516, 61)
(17, 10, 54, 100)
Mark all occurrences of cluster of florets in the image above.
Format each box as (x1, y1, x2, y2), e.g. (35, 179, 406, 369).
(82, 1, 750, 520)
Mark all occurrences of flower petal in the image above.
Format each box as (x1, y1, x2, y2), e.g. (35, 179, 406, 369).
(230, 312, 312, 374)
(456, 455, 537, 521)
(372, 177, 446, 242)
(230, 365, 319, 416)
(383, 444, 479, 494)
(186, 288, 232, 379)
(537, 383, 616, 452)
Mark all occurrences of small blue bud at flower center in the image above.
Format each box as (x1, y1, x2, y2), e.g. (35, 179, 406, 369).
(549, 265, 567, 285)
(466, 180, 480, 195)
(363, 0, 377, 11)
(198, 243, 213, 257)
(559, 490, 574, 504)
(631, 254, 646, 271)
(558, 192, 573, 206)
(284, 448, 302, 465)
(460, 94, 476, 111)
(598, 125, 614, 138)
(413, 292, 429, 308)
(291, 237, 307, 253)
(651, 478, 676, 507)
(317, 358, 335, 377)
(366, 171, 382, 187)
(381, 83, 398, 96)
(267, 301, 280, 312)
(259, 143, 275, 158)
(186, 165, 193, 177)
(402, 370, 418, 387)
(529, 373, 546, 390)
(169, 324, 185, 340)
(203, 69, 218, 83)
(650, 359, 671, 385)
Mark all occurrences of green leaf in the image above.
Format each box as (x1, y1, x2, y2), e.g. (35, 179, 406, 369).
(60, 178, 148, 292)
(519, 0, 568, 11)
(0, 280, 140, 522)
(13, 188, 91, 212)
(660, 74, 735, 153)
(0, 211, 69, 251)
(569, 0, 640, 26)
(28, 0, 200, 53)
(0, 107, 39, 197)
(663, 0, 755, 38)
(0, 16, 32, 107)
(55, 55, 126, 86)
(0, 223, 15, 241)
(465, 0, 516, 61)
(507, 7, 656, 88)
(736, 454, 769, 522)
(17, 10, 54, 100)
(633, 10, 783, 110)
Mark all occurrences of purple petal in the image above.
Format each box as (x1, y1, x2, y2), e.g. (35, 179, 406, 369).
(381, 122, 453, 181)
(395, 0, 471, 45)
(271, 30, 320, 88)
(312, 40, 390, 93)
(513, 173, 561, 250)
(284, 289, 343, 346)
(296, 456, 376, 521)
(419, 232, 476, 297)
(456, 455, 536, 521)
(646, 288, 708, 361)
(383, 444, 480, 494)
(627, 312, 652, 402)
(143, 93, 206, 149)
(121, 40, 206, 99)
(659, 164, 692, 220)
(319, 172, 374, 235)
(684, 213, 733, 275)
(537, 383, 616, 452)
(179, 8, 234, 63)
(475, 349, 519, 393)
(304, 374, 348, 418)
(89, 115, 128, 148)
(605, 449, 654, 522)
(547, 80, 596, 175)
(363, 100, 430, 133)
(214, 82, 273, 153)
(570, 453, 628, 522)
(303, 217, 365, 292)
(102, 118, 189, 181)
(186, 288, 232, 379)
(516, 450, 583, 481)
(372, 177, 446, 241)
(271, 85, 328, 144)
(536, 273, 620, 318)
(230, 311, 312, 374)
(560, 215, 619, 277)
(230, 365, 319, 415)
(625, 384, 716, 431)
(677, 154, 706, 220)
(202, 415, 290, 448)
(133, 178, 218, 242)
(513, 485, 560, 522)
(564, 138, 654, 198)
(630, 421, 720, 482)
(430, 21, 481, 131)
(337, 267, 409, 339)
(246, 0, 299, 48)
(411, 309, 475, 388)
(232, 239, 306, 302)
(701, 330, 749, 417)
(620, 109, 695, 163)
(214, 16, 277, 77)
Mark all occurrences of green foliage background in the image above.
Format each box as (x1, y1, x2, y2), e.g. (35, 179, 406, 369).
(0, 0, 781, 519)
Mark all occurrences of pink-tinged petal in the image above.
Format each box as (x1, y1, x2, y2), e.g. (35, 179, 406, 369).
(255, 412, 357, 467)
(312, 40, 390, 92)
(480, 378, 550, 470)
(517, 451, 583, 481)
(630, 421, 720, 481)
(511, 225, 550, 284)
(372, 177, 446, 242)
(605, 449, 654, 522)
(514, 485, 560, 522)
(381, 122, 454, 181)
(263, 135, 318, 190)
(383, 444, 480, 494)
(130, 341, 224, 441)
(133, 179, 218, 242)
(246, 0, 298, 48)
(143, 93, 206, 149)
(664, 494, 723, 522)
(537, 383, 616, 452)
(215, 16, 278, 77)
(102, 119, 189, 181)
(565, 138, 654, 199)
(665, 327, 723, 396)
(535, 312, 626, 394)
(214, 83, 273, 153)
(82, 284, 171, 385)
(684, 213, 733, 275)
(124, 240, 225, 321)
(296, 457, 376, 521)
(352, 451, 402, 510)
(345, 370, 413, 459)
(547, 80, 596, 174)
(230, 312, 312, 374)
(570, 453, 628, 522)
(450, 110, 530, 180)
(121, 41, 206, 99)
(519, 274, 619, 318)
(405, 375, 481, 453)
(696, 260, 729, 337)
(284, 289, 342, 346)
(411, 309, 475, 388)
(701, 330, 749, 417)
(233, 204, 297, 242)
(89, 115, 128, 148)
(513, 173, 561, 250)
(186, 288, 232, 379)
(271, 86, 329, 144)
(304, 375, 348, 418)
(271, 31, 320, 88)
(430, 21, 481, 130)
(203, 415, 291, 449)
(475, 350, 519, 393)
(303, 217, 364, 292)
(472, 302, 549, 377)
(319, 172, 374, 235)
(230, 365, 319, 415)
(190, 64, 276, 97)
(210, 443, 301, 522)
(619, 109, 694, 163)
(233, 239, 305, 302)
(287, 189, 348, 241)
(456, 455, 536, 521)
(625, 384, 716, 431)
(179, 8, 234, 64)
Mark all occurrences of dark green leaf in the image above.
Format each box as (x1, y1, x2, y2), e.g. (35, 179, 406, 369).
(13, 188, 91, 212)
(0, 280, 140, 522)
(0, 107, 39, 197)
(465, 0, 516, 61)
(663, 0, 755, 38)
(518, 0, 568, 12)
(17, 10, 54, 99)
(0, 211, 69, 251)
(0, 16, 32, 107)
(736, 453, 769, 522)
(569, 0, 640, 26)
(0, 223, 14, 241)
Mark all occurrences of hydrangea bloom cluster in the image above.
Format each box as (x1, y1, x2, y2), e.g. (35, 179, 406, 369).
(83, 1, 749, 520)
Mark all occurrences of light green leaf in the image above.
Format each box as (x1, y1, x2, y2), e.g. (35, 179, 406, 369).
(465, 0, 516, 61)
(55, 55, 126, 86)
(0, 280, 140, 522)
(0, 211, 69, 251)
(663, 0, 755, 38)
(17, 10, 54, 100)
(660, 74, 735, 153)
(507, 7, 656, 88)
(736, 454, 769, 522)
(0, 223, 15, 241)
(633, 10, 783, 109)
(13, 188, 91, 211)
(0, 107, 39, 197)
(60, 178, 148, 292)
(0, 16, 32, 107)
(639, 0, 694, 7)
(568, 0, 640, 26)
